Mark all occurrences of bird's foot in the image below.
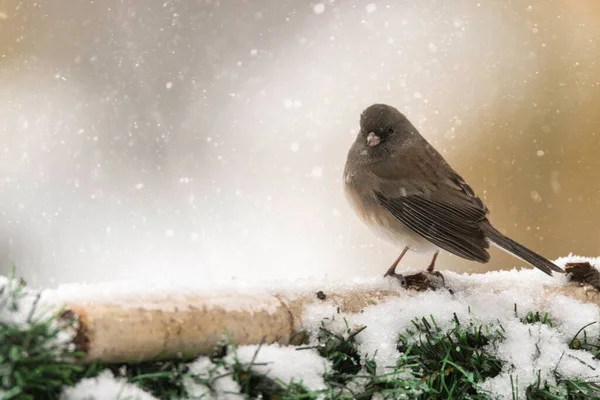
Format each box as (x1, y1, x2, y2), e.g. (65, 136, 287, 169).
(403, 270, 447, 292)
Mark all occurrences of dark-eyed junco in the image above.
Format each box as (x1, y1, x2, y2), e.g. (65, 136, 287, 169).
(343, 103, 564, 280)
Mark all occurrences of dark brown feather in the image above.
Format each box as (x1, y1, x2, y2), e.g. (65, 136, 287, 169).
(376, 192, 490, 262)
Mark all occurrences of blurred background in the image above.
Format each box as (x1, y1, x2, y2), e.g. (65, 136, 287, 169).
(0, 0, 598, 288)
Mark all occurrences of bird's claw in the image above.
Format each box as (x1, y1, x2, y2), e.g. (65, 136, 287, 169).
(385, 270, 447, 292)
(383, 271, 408, 289)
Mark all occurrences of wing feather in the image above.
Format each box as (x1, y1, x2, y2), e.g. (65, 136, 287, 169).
(375, 182, 491, 263)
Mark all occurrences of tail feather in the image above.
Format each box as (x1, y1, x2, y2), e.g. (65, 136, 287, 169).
(482, 223, 564, 276)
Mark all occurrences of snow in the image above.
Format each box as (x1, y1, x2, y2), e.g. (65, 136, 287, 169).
(547, 295, 600, 339)
(231, 344, 331, 390)
(313, 4, 325, 14)
(4, 255, 600, 399)
(309, 166, 323, 178)
(0, 276, 39, 328)
(0, 275, 75, 352)
(182, 346, 330, 397)
(44, 282, 285, 314)
(41, 263, 408, 309)
(299, 256, 600, 399)
(184, 357, 243, 400)
(61, 371, 157, 400)
(365, 3, 377, 13)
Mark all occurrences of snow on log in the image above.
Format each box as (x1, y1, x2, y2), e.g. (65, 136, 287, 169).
(62, 288, 403, 363)
(51, 259, 600, 364)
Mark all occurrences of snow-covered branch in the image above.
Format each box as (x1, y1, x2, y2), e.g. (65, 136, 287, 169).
(46, 257, 600, 365)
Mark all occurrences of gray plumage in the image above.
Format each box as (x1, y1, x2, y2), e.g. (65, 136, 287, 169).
(344, 103, 564, 276)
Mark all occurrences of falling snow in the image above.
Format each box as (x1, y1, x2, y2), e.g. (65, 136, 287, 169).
(309, 166, 323, 178)
(313, 3, 325, 14)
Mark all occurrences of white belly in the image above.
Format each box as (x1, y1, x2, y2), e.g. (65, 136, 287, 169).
(361, 207, 438, 254)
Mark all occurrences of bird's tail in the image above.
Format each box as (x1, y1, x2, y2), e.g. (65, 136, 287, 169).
(482, 223, 564, 276)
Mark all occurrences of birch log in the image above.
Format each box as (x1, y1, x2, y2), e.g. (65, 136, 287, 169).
(61, 262, 599, 364)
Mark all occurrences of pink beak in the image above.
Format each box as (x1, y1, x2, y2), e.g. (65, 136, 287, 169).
(366, 132, 381, 147)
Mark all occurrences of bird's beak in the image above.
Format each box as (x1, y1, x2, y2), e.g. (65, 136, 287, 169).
(366, 132, 381, 147)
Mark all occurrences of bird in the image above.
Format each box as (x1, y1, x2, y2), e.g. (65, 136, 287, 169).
(343, 103, 564, 282)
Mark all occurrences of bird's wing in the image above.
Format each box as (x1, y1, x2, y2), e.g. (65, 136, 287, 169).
(374, 166, 491, 263)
